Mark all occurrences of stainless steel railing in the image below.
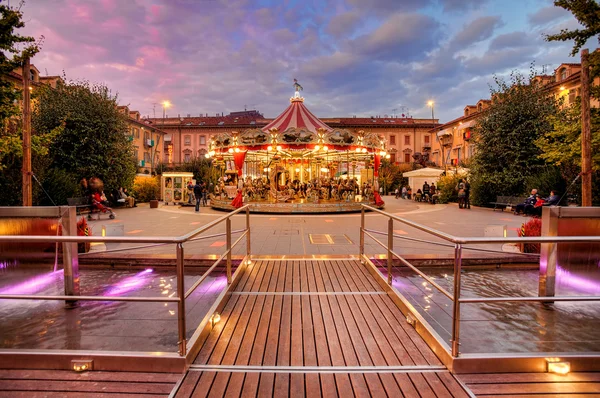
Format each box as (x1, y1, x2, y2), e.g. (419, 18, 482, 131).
(359, 204, 600, 357)
(0, 205, 251, 356)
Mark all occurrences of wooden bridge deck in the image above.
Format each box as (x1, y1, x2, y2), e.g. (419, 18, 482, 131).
(175, 259, 470, 397)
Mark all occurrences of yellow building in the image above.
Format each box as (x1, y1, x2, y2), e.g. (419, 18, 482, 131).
(117, 106, 166, 175)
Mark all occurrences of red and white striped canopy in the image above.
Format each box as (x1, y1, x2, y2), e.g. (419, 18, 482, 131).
(262, 97, 332, 133)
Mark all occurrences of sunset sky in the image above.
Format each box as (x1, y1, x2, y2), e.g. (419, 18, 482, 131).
(19, 0, 597, 122)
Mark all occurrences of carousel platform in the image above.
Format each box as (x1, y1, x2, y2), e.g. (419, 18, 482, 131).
(210, 197, 381, 213)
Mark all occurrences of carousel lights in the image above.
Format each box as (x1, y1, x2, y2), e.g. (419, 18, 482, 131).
(267, 145, 273, 151)
(234, 147, 240, 153)
(228, 148, 234, 153)
(276, 145, 282, 151)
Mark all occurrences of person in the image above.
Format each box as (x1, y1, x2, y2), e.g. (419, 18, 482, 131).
(123, 188, 136, 207)
(201, 182, 208, 206)
(119, 187, 135, 208)
(429, 183, 437, 204)
(406, 186, 412, 200)
(401, 186, 407, 199)
(379, 186, 383, 196)
(514, 189, 538, 215)
(394, 187, 399, 199)
(415, 189, 422, 202)
(531, 190, 561, 217)
(422, 181, 430, 202)
(464, 179, 471, 209)
(187, 181, 195, 204)
(456, 179, 466, 208)
(193, 181, 202, 212)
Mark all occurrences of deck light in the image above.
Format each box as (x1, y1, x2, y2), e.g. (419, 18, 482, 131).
(547, 359, 570, 375)
(210, 312, 221, 328)
(72, 360, 93, 372)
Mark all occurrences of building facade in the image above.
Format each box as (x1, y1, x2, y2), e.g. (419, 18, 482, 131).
(117, 106, 165, 174)
(147, 111, 438, 167)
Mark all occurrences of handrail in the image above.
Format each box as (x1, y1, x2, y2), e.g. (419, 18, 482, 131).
(0, 204, 252, 357)
(359, 204, 600, 359)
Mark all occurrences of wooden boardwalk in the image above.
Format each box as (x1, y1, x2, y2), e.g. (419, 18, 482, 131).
(0, 369, 180, 397)
(175, 259, 470, 397)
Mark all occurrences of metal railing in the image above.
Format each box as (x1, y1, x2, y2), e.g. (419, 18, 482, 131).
(0, 205, 251, 356)
(359, 205, 600, 357)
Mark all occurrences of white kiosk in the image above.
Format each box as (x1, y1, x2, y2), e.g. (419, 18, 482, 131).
(161, 172, 195, 205)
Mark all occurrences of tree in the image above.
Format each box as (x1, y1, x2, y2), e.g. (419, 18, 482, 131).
(535, 101, 600, 204)
(378, 160, 403, 194)
(32, 80, 137, 194)
(470, 70, 562, 206)
(545, 0, 600, 99)
(0, 1, 42, 169)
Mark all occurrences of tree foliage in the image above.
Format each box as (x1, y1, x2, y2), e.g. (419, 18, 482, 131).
(469, 70, 562, 205)
(545, 0, 600, 99)
(32, 80, 137, 195)
(0, 1, 42, 168)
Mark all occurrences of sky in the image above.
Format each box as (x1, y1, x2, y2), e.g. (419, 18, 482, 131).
(17, 0, 598, 122)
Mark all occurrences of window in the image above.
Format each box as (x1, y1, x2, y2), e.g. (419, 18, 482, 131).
(144, 152, 151, 163)
(424, 135, 430, 144)
(404, 153, 411, 163)
(404, 135, 410, 145)
(478, 103, 482, 112)
(184, 135, 191, 146)
(144, 130, 150, 141)
(133, 146, 139, 160)
(184, 153, 191, 162)
(560, 68, 567, 81)
(29, 69, 36, 82)
(390, 135, 396, 145)
(133, 128, 140, 138)
(200, 135, 206, 145)
(390, 153, 396, 163)
(456, 147, 462, 162)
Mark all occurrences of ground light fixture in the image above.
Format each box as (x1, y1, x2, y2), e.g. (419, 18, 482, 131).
(72, 359, 93, 372)
(546, 358, 570, 375)
(210, 312, 221, 328)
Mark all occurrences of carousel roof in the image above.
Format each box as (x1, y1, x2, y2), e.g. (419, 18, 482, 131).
(262, 95, 332, 134)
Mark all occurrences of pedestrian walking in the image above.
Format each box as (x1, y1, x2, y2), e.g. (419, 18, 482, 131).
(193, 181, 202, 212)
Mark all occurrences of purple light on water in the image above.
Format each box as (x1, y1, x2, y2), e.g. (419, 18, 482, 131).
(556, 265, 600, 294)
(104, 269, 154, 297)
(0, 269, 63, 295)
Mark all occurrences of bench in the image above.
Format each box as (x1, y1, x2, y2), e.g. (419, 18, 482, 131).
(489, 196, 527, 211)
(67, 197, 115, 220)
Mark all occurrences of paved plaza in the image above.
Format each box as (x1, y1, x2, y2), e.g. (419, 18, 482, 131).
(85, 196, 532, 261)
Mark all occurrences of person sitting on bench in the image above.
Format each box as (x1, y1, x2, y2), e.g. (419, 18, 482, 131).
(514, 189, 538, 215)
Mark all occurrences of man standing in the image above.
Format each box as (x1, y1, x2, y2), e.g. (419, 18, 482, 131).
(422, 181, 430, 202)
(193, 181, 202, 212)
(464, 179, 471, 209)
(187, 181, 195, 205)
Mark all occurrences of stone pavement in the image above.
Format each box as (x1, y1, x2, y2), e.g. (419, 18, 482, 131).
(85, 196, 534, 260)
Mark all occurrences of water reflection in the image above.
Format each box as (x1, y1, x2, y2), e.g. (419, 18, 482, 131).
(0, 268, 228, 352)
(389, 266, 600, 354)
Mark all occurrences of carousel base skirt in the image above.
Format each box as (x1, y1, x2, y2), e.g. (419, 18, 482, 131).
(210, 198, 382, 214)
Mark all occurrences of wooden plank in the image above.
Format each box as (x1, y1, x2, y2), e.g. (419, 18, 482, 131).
(437, 372, 470, 398)
(459, 372, 600, 384)
(0, 393, 166, 398)
(329, 294, 386, 394)
(174, 371, 201, 398)
(0, 379, 173, 394)
(0, 369, 181, 383)
(273, 263, 293, 396)
(476, 395, 593, 398)
(315, 261, 358, 397)
(469, 382, 600, 394)
(409, 373, 437, 398)
(394, 373, 420, 397)
(423, 372, 453, 398)
(302, 289, 322, 397)
(290, 262, 305, 397)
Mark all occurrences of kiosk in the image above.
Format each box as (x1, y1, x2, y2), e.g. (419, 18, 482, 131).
(161, 172, 195, 205)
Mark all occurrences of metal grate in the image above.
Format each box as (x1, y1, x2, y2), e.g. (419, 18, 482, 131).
(274, 229, 299, 236)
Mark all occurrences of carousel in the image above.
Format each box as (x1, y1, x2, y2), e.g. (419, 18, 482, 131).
(207, 82, 388, 213)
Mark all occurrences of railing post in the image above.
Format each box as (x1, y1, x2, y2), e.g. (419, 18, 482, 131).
(246, 207, 251, 262)
(359, 206, 365, 262)
(176, 242, 186, 356)
(450, 243, 462, 357)
(387, 217, 393, 285)
(226, 217, 232, 284)
(61, 206, 80, 308)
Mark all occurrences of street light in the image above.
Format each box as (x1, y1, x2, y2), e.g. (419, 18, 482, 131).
(428, 100, 440, 169)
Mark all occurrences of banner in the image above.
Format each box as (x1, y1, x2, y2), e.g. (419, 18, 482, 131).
(232, 151, 247, 176)
(374, 154, 381, 177)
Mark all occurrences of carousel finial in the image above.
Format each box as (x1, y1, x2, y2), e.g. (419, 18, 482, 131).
(293, 78, 303, 93)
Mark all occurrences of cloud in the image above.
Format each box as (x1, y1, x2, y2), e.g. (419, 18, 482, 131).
(347, 13, 440, 61)
(441, 0, 488, 12)
(528, 6, 570, 26)
(326, 11, 361, 38)
(451, 16, 504, 49)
